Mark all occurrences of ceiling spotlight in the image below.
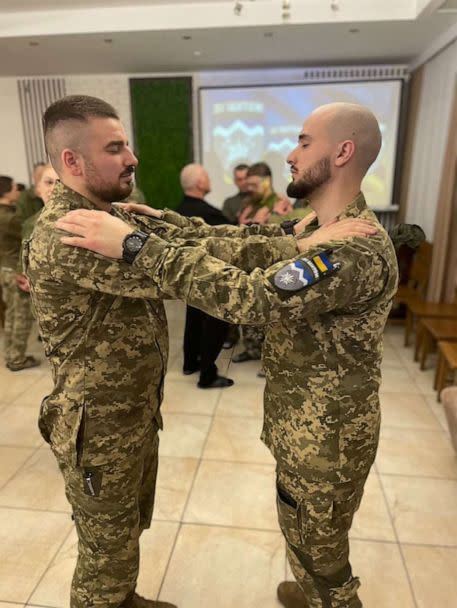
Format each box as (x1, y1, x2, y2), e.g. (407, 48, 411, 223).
(349, 28, 360, 34)
(182, 35, 192, 40)
(193, 50, 201, 56)
(29, 41, 39, 47)
(234, 1, 243, 15)
(104, 38, 113, 44)
(330, 1, 339, 11)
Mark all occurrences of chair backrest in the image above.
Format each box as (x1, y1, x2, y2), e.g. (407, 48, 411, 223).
(407, 241, 433, 296)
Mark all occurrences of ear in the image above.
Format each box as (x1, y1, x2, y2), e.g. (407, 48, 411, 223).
(61, 149, 83, 177)
(335, 140, 355, 168)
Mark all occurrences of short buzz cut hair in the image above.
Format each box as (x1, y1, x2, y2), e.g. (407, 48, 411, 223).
(42, 95, 119, 169)
(246, 162, 272, 178)
(233, 163, 249, 174)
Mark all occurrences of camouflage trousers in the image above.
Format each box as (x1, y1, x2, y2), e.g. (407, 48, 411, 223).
(0, 268, 34, 366)
(241, 325, 264, 359)
(276, 467, 367, 608)
(57, 427, 159, 608)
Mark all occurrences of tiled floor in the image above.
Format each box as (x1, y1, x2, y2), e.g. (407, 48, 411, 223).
(1, 301, 456, 608)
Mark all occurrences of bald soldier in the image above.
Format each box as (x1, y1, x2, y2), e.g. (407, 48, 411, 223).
(56, 102, 399, 608)
(25, 96, 375, 608)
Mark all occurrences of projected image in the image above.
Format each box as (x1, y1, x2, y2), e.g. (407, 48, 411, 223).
(200, 80, 402, 209)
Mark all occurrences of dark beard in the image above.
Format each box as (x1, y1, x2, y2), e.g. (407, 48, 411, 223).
(85, 161, 134, 203)
(287, 156, 331, 199)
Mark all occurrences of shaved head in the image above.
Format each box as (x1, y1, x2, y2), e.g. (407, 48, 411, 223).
(310, 102, 382, 176)
(180, 163, 210, 196)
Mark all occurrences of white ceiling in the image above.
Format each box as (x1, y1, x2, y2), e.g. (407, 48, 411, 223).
(0, 0, 456, 75)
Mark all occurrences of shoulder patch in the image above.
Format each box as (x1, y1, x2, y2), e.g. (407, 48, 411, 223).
(273, 250, 341, 292)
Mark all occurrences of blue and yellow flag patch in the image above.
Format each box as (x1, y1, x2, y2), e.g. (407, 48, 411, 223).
(273, 250, 341, 292)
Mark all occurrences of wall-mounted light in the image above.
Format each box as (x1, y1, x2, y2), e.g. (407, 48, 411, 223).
(282, 0, 291, 20)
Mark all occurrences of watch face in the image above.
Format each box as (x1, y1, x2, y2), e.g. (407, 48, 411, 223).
(126, 235, 143, 253)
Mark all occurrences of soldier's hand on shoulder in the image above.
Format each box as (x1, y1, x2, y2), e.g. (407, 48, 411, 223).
(113, 202, 162, 218)
(297, 218, 378, 253)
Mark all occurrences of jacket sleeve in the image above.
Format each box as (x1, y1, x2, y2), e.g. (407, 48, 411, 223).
(132, 234, 388, 325)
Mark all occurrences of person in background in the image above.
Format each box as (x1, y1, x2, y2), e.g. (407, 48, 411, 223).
(222, 163, 250, 223)
(16, 162, 46, 225)
(176, 163, 234, 388)
(0, 175, 39, 371)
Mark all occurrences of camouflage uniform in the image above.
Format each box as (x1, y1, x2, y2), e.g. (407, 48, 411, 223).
(130, 194, 399, 607)
(0, 203, 34, 367)
(16, 186, 44, 225)
(24, 181, 298, 607)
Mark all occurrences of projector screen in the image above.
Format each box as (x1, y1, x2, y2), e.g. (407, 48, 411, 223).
(199, 80, 402, 210)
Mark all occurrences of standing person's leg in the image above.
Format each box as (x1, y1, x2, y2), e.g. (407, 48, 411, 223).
(232, 325, 264, 362)
(8, 288, 37, 370)
(183, 305, 202, 374)
(198, 314, 233, 388)
(276, 467, 366, 608)
(0, 268, 15, 366)
(57, 426, 175, 608)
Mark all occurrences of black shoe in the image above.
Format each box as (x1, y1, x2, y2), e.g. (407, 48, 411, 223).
(198, 376, 234, 389)
(232, 351, 260, 363)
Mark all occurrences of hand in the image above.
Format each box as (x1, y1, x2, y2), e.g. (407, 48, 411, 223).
(113, 202, 162, 218)
(297, 218, 378, 253)
(252, 206, 271, 224)
(55, 209, 133, 259)
(238, 205, 254, 225)
(273, 196, 293, 216)
(293, 211, 317, 235)
(16, 273, 30, 292)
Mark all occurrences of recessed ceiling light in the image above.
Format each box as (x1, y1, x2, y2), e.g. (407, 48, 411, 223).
(182, 35, 192, 41)
(264, 32, 274, 38)
(29, 41, 39, 47)
(104, 38, 113, 44)
(193, 50, 201, 56)
(349, 28, 360, 34)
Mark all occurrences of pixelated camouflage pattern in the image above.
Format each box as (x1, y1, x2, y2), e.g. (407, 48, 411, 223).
(0, 268, 34, 365)
(59, 427, 159, 607)
(134, 193, 399, 483)
(0, 203, 22, 268)
(240, 325, 264, 359)
(277, 467, 365, 607)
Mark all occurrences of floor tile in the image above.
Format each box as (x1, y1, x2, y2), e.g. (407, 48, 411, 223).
(377, 427, 457, 479)
(380, 392, 441, 430)
(0, 446, 35, 489)
(402, 545, 457, 608)
(411, 368, 438, 396)
(159, 524, 285, 608)
(425, 395, 452, 435)
(153, 456, 199, 522)
(0, 405, 43, 448)
(161, 379, 221, 415)
(350, 472, 396, 542)
(0, 368, 41, 403)
(382, 475, 457, 545)
(202, 416, 274, 464)
(160, 413, 212, 458)
(184, 460, 278, 530)
(380, 368, 421, 394)
(29, 521, 179, 607)
(0, 507, 72, 603)
(225, 359, 265, 385)
(0, 447, 69, 512)
(12, 374, 54, 408)
(215, 382, 264, 418)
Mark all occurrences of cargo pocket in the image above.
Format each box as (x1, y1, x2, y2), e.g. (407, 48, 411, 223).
(276, 483, 302, 547)
(38, 398, 52, 444)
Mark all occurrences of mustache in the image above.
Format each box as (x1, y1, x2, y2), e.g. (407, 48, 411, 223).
(120, 165, 136, 178)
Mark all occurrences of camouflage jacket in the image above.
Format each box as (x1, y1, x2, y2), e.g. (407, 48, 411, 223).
(133, 194, 399, 483)
(24, 182, 298, 467)
(16, 187, 43, 225)
(0, 203, 21, 269)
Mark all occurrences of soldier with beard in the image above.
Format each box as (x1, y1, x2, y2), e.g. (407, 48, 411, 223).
(56, 102, 399, 608)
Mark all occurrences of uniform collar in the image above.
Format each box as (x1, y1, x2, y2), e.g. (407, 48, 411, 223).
(51, 180, 113, 212)
(335, 192, 368, 220)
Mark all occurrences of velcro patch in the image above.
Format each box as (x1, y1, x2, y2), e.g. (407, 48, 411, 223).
(273, 250, 341, 292)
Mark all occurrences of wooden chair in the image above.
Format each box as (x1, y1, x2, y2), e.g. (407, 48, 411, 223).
(394, 241, 433, 307)
(415, 318, 457, 370)
(435, 342, 457, 401)
(404, 301, 457, 346)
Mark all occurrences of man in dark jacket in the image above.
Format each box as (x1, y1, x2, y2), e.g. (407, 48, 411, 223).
(176, 164, 233, 388)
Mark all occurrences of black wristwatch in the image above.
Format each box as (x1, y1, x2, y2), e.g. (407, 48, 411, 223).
(122, 230, 149, 264)
(280, 218, 300, 235)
